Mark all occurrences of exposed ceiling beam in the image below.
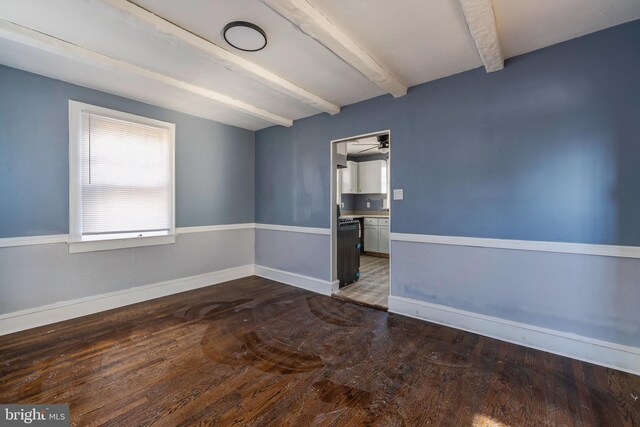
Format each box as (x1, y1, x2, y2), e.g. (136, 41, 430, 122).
(97, 0, 340, 115)
(262, 0, 407, 98)
(0, 18, 293, 127)
(459, 0, 504, 72)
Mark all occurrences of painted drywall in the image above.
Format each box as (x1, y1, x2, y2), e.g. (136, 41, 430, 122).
(255, 229, 330, 281)
(256, 20, 640, 246)
(0, 229, 254, 314)
(0, 65, 255, 315)
(255, 21, 640, 349)
(0, 65, 255, 238)
(392, 240, 640, 347)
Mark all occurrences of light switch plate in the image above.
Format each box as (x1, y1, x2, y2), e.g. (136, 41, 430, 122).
(366, 202, 370, 208)
(340, 202, 344, 208)
(393, 189, 404, 200)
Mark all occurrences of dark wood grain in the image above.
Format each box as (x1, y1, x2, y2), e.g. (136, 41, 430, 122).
(1, 276, 639, 426)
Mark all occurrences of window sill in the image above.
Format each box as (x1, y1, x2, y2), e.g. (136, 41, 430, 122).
(68, 234, 176, 253)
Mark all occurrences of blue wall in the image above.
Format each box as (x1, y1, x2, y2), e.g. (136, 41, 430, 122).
(0, 65, 255, 238)
(256, 20, 640, 246)
(341, 193, 386, 212)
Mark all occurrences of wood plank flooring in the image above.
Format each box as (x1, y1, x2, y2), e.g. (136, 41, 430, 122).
(336, 255, 389, 309)
(1, 276, 639, 426)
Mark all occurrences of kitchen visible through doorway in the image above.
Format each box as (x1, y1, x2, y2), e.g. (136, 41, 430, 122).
(331, 131, 390, 310)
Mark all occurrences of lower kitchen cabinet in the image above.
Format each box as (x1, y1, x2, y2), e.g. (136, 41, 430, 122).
(364, 217, 389, 254)
(364, 226, 379, 252)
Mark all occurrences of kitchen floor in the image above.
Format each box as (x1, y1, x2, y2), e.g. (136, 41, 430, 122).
(335, 255, 389, 309)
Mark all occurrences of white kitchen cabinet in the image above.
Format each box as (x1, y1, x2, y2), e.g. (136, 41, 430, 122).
(336, 141, 347, 168)
(364, 226, 379, 252)
(341, 161, 358, 194)
(357, 160, 387, 194)
(364, 217, 389, 254)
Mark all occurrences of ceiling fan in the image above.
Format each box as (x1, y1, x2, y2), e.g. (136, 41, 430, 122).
(354, 134, 389, 154)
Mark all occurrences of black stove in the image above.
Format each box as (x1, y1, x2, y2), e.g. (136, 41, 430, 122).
(338, 218, 360, 226)
(337, 209, 360, 287)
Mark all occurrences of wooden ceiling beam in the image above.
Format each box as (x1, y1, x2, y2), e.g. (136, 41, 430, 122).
(262, 0, 408, 98)
(459, 0, 504, 72)
(99, 0, 340, 115)
(0, 19, 294, 127)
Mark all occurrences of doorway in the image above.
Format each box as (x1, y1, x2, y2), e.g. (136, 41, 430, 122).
(330, 130, 391, 310)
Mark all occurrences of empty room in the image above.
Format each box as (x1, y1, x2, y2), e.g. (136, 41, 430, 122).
(1, 0, 639, 425)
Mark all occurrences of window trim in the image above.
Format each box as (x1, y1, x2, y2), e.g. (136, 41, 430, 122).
(68, 100, 176, 253)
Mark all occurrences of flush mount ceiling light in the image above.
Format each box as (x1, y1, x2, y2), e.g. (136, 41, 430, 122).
(223, 21, 267, 52)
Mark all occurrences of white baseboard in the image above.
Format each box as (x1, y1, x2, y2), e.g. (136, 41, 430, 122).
(331, 280, 340, 293)
(0, 265, 255, 336)
(254, 265, 333, 296)
(388, 295, 640, 376)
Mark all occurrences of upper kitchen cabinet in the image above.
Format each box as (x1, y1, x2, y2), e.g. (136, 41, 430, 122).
(358, 160, 387, 194)
(336, 142, 348, 169)
(341, 160, 358, 194)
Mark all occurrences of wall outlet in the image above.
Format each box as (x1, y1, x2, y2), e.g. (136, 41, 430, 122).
(366, 201, 371, 208)
(393, 189, 404, 200)
(340, 202, 344, 208)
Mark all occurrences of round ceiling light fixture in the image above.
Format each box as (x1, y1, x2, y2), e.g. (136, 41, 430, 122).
(223, 21, 267, 52)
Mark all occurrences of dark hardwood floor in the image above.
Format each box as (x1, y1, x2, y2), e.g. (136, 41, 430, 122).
(1, 276, 639, 426)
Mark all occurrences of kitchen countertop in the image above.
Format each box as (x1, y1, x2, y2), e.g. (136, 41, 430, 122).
(340, 215, 389, 219)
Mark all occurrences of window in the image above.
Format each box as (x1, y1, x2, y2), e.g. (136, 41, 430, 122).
(68, 101, 175, 253)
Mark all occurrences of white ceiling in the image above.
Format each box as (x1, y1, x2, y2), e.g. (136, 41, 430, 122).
(0, 0, 638, 131)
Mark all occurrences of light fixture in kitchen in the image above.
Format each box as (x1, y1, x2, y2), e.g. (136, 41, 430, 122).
(377, 135, 390, 154)
(223, 21, 267, 52)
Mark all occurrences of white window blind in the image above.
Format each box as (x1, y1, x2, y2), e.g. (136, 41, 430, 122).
(69, 101, 175, 249)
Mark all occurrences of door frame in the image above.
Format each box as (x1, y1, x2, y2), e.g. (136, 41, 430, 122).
(329, 129, 391, 293)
